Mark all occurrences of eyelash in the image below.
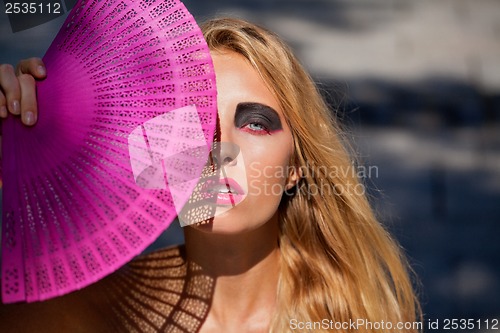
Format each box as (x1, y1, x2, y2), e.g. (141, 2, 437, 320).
(240, 121, 271, 135)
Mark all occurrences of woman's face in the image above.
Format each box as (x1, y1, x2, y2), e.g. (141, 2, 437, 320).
(182, 50, 297, 233)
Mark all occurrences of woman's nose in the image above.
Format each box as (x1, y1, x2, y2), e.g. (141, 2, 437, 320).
(210, 141, 240, 168)
(210, 112, 240, 168)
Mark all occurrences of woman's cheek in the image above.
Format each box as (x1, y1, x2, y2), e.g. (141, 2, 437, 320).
(237, 132, 293, 198)
(246, 159, 289, 199)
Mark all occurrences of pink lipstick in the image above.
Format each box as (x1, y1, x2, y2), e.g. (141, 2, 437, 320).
(202, 177, 246, 206)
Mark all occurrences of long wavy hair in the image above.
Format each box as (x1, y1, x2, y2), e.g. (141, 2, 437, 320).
(202, 18, 421, 333)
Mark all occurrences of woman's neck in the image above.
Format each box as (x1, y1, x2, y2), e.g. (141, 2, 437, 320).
(183, 217, 280, 333)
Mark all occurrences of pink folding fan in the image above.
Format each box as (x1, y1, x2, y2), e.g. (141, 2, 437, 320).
(1, 0, 217, 303)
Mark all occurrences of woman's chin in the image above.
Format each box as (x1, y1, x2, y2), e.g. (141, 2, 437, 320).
(187, 213, 263, 235)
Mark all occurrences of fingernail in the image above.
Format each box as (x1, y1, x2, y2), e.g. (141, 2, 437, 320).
(24, 111, 36, 125)
(37, 65, 46, 76)
(0, 106, 7, 118)
(12, 100, 20, 115)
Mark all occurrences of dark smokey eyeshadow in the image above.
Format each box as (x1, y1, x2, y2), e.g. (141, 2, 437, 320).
(234, 102, 283, 132)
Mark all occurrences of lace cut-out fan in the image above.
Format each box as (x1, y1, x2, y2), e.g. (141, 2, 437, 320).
(1, 0, 217, 303)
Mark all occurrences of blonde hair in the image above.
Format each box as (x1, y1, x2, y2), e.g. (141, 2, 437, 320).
(202, 18, 421, 332)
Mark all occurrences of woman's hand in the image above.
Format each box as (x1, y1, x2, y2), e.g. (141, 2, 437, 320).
(0, 57, 46, 126)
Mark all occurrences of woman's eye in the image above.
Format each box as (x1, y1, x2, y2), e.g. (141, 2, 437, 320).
(241, 121, 271, 135)
(247, 122, 267, 132)
(234, 102, 283, 135)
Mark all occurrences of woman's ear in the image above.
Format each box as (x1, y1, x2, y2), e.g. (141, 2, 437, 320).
(285, 165, 303, 190)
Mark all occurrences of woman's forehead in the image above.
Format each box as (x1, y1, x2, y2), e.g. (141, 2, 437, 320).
(211, 51, 283, 116)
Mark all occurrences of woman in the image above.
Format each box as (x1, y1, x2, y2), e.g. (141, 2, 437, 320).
(0, 18, 421, 332)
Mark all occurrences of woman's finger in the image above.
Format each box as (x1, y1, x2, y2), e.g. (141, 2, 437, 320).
(18, 74, 37, 126)
(0, 64, 21, 115)
(0, 90, 8, 118)
(15, 57, 46, 79)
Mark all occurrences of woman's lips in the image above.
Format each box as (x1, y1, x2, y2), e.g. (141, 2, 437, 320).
(201, 177, 246, 206)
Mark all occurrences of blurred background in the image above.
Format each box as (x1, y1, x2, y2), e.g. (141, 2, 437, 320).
(1, 0, 499, 331)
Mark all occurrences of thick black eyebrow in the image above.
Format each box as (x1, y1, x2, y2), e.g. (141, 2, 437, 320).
(234, 102, 283, 131)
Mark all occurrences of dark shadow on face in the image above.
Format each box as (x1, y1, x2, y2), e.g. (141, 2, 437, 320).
(177, 114, 221, 230)
(177, 113, 246, 230)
